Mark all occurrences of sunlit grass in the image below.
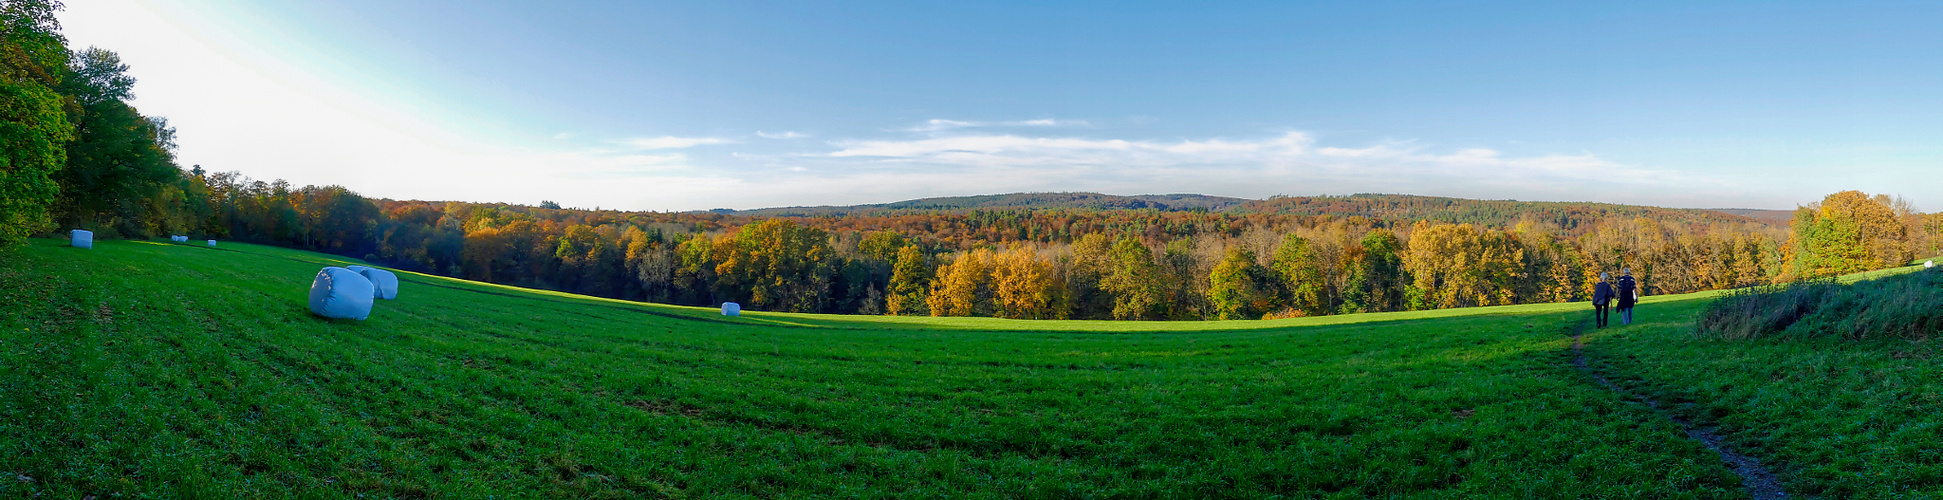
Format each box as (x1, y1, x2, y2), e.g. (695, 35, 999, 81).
(3, 238, 1935, 498)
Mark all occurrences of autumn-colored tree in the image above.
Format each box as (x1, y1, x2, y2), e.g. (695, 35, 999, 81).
(1062, 233, 1116, 319)
(1510, 223, 1585, 303)
(857, 231, 907, 262)
(1271, 234, 1324, 315)
(1157, 237, 1207, 320)
(885, 244, 932, 315)
(1404, 222, 1524, 309)
(1921, 213, 1943, 258)
(673, 233, 720, 303)
(1787, 191, 1909, 279)
(1100, 237, 1164, 320)
(552, 223, 598, 290)
(1208, 248, 1275, 320)
(927, 248, 993, 317)
(990, 246, 1060, 319)
(714, 219, 832, 312)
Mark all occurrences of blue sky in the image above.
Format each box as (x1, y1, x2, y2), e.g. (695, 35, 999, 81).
(62, 1, 1943, 211)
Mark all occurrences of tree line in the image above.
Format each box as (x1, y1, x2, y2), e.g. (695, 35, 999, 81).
(50, 161, 1943, 321)
(5, 1, 1936, 320)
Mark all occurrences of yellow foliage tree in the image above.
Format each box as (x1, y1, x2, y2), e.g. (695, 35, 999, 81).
(926, 249, 994, 317)
(1404, 222, 1523, 309)
(991, 246, 1061, 319)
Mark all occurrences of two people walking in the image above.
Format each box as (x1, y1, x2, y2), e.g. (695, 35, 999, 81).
(1591, 268, 1639, 328)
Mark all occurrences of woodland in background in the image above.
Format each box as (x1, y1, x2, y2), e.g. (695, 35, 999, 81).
(4, 0, 1938, 320)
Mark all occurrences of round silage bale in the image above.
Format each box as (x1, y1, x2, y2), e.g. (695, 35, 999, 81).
(309, 267, 375, 320)
(70, 230, 93, 249)
(354, 267, 399, 300)
(722, 302, 740, 316)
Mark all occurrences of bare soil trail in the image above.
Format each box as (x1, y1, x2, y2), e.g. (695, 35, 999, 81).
(1566, 321, 1790, 500)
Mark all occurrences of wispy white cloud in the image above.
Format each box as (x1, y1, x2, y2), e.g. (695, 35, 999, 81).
(756, 130, 808, 139)
(1007, 118, 1090, 127)
(899, 118, 1090, 132)
(797, 130, 1727, 209)
(831, 132, 1310, 161)
(902, 119, 978, 132)
(623, 136, 733, 149)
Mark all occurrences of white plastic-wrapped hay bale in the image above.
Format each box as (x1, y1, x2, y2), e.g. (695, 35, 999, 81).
(353, 266, 399, 300)
(70, 230, 92, 249)
(308, 267, 374, 320)
(207, 239, 217, 247)
(721, 302, 740, 316)
(1928, 260, 1935, 269)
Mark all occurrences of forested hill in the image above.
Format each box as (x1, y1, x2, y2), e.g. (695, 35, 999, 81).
(721, 192, 1772, 229)
(721, 192, 1250, 216)
(1231, 194, 1775, 230)
(1709, 208, 1796, 226)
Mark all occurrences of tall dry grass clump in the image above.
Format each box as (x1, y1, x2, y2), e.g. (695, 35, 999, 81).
(1699, 268, 1943, 340)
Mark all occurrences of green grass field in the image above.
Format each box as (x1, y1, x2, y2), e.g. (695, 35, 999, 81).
(3, 238, 1938, 498)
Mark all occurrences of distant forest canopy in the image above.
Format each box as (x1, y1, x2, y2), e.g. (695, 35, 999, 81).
(5, 1, 1939, 320)
(720, 191, 1777, 232)
(724, 192, 1251, 217)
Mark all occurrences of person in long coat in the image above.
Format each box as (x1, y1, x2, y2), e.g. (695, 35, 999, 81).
(1592, 272, 1614, 328)
(1615, 268, 1639, 325)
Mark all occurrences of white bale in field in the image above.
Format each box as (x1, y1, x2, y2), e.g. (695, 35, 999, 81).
(721, 302, 740, 316)
(308, 267, 374, 320)
(1927, 260, 1935, 269)
(70, 230, 92, 249)
(207, 239, 217, 247)
(354, 266, 399, 300)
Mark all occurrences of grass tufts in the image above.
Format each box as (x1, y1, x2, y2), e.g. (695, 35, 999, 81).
(1699, 268, 1943, 340)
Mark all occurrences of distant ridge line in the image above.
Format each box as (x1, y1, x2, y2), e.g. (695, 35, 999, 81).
(703, 192, 1784, 227)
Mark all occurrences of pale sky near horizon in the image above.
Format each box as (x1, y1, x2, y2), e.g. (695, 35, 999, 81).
(59, 1, 1943, 212)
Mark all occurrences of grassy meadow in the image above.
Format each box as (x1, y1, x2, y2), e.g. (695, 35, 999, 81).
(2, 238, 1938, 498)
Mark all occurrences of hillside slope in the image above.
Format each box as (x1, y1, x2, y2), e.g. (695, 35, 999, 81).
(3, 239, 1937, 498)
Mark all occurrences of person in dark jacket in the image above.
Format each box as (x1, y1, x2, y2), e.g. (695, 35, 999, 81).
(1615, 268, 1638, 325)
(1591, 272, 1613, 328)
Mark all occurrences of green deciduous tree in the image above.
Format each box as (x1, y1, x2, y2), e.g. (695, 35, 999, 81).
(53, 48, 183, 237)
(0, 0, 73, 246)
(885, 244, 932, 316)
(1340, 229, 1406, 314)
(1208, 248, 1275, 320)
(1271, 234, 1324, 316)
(1100, 237, 1163, 320)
